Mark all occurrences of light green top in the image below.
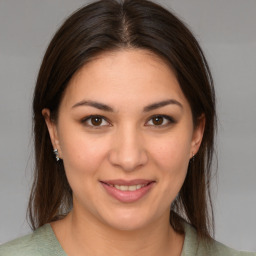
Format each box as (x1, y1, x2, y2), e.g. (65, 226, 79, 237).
(0, 222, 255, 256)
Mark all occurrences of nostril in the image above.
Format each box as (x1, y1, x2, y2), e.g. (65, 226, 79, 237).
(108, 147, 148, 172)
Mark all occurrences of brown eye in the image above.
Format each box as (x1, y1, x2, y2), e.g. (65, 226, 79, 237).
(82, 115, 110, 128)
(91, 117, 103, 126)
(146, 115, 175, 127)
(152, 116, 164, 125)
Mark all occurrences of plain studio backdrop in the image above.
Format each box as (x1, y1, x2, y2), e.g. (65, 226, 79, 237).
(0, 0, 255, 251)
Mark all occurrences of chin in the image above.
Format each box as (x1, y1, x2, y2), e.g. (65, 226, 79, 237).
(106, 218, 148, 231)
(98, 208, 156, 231)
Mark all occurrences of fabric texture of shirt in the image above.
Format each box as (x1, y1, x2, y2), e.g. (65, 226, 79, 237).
(0, 222, 255, 256)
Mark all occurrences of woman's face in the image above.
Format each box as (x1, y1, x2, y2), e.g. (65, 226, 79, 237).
(44, 49, 204, 231)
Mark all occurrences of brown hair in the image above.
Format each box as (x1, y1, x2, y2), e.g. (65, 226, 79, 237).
(29, 0, 216, 240)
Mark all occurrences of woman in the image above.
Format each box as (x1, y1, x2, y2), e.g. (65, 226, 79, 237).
(0, 0, 255, 255)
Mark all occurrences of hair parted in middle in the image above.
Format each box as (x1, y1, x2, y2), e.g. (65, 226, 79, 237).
(30, 0, 216, 241)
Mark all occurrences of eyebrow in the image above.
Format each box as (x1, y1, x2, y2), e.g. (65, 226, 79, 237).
(143, 99, 183, 112)
(71, 99, 183, 112)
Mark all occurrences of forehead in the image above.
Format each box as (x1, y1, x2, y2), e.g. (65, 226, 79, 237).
(61, 49, 189, 111)
(73, 49, 174, 82)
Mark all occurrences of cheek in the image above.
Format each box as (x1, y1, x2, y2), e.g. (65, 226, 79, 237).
(152, 133, 191, 171)
(59, 131, 111, 205)
(151, 133, 191, 196)
(144, 134, 192, 213)
(59, 128, 110, 176)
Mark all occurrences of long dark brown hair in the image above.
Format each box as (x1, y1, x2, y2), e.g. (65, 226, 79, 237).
(29, 0, 216, 240)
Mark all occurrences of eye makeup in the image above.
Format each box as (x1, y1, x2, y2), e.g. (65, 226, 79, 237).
(80, 114, 177, 129)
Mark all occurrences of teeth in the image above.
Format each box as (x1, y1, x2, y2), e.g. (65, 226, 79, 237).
(113, 184, 146, 191)
(129, 185, 137, 191)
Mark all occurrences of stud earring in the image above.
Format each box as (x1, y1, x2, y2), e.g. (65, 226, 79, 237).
(53, 149, 60, 161)
(191, 152, 195, 163)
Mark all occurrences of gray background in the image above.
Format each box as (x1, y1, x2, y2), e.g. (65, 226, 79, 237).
(0, 0, 255, 251)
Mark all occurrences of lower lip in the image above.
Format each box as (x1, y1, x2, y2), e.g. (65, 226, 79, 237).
(101, 182, 155, 203)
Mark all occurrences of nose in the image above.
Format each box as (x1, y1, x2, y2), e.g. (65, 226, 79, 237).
(108, 125, 148, 172)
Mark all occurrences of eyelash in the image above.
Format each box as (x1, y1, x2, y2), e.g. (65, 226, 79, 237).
(81, 114, 176, 129)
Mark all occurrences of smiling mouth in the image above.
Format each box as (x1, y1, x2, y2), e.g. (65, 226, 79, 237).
(100, 180, 155, 203)
(102, 182, 151, 191)
(101, 179, 155, 191)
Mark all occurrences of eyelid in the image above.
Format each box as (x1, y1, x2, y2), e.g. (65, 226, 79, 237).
(81, 115, 111, 128)
(145, 114, 176, 127)
(81, 114, 176, 129)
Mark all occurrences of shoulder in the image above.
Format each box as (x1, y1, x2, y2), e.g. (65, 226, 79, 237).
(0, 224, 66, 256)
(182, 221, 256, 256)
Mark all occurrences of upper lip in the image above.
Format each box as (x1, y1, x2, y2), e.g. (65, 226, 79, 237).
(100, 179, 155, 186)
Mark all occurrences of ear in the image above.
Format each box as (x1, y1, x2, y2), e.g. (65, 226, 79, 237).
(190, 114, 205, 158)
(42, 108, 62, 158)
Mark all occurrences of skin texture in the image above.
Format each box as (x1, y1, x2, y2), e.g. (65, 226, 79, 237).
(43, 49, 205, 256)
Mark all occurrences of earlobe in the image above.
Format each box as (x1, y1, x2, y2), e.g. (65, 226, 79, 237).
(42, 108, 61, 156)
(191, 114, 205, 157)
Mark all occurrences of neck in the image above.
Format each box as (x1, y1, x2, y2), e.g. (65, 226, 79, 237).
(52, 208, 184, 256)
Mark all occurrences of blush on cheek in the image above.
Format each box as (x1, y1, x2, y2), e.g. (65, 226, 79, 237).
(154, 143, 179, 166)
(154, 141, 190, 177)
(62, 136, 109, 175)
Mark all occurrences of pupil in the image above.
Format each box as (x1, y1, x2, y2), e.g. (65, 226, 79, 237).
(91, 117, 102, 126)
(153, 116, 163, 125)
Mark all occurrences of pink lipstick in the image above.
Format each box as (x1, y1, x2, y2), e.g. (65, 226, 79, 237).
(100, 179, 155, 203)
